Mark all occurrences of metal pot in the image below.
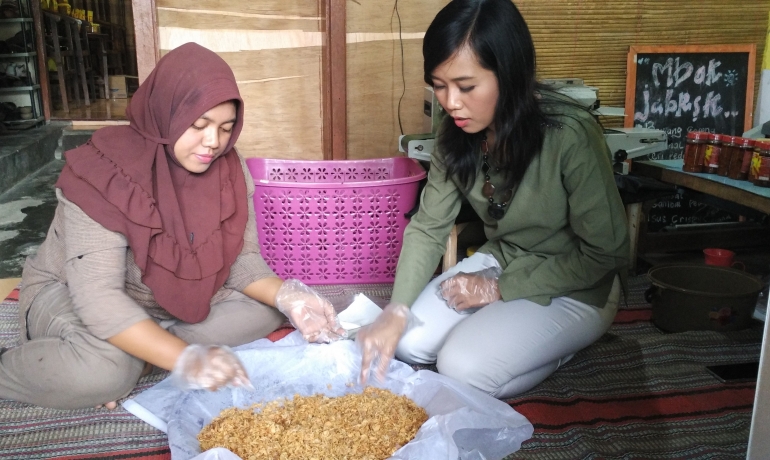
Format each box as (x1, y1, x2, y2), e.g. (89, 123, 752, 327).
(646, 264, 762, 333)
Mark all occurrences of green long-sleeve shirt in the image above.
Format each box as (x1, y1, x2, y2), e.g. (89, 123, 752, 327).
(391, 105, 630, 308)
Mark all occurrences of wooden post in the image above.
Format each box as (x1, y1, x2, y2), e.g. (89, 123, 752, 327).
(322, 0, 346, 160)
(45, 13, 68, 113)
(131, 0, 158, 84)
(30, 0, 50, 120)
(70, 19, 90, 106)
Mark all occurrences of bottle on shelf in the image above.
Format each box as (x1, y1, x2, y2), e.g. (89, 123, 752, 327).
(683, 131, 708, 173)
(727, 137, 755, 181)
(717, 135, 738, 177)
(749, 140, 770, 187)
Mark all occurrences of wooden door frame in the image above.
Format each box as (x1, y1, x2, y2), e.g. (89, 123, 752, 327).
(321, 0, 346, 160)
(131, 0, 159, 84)
(130, 0, 346, 160)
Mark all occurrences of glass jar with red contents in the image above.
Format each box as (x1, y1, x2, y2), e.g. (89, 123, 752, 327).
(717, 135, 738, 177)
(683, 131, 708, 173)
(727, 137, 755, 180)
(749, 140, 770, 187)
(703, 133, 723, 174)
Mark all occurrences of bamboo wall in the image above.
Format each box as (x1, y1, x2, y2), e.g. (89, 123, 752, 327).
(154, 0, 769, 161)
(346, 1, 446, 160)
(346, 0, 770, 159)
(156, 0, 325, 160)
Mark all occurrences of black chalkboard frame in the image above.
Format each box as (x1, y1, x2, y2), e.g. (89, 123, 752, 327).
(624, 44, 756, 134)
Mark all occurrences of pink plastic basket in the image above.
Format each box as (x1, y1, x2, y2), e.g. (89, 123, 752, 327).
(246, 157, 427, 284)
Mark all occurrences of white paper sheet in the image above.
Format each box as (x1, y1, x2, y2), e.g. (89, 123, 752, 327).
(336, 293, 384, 338)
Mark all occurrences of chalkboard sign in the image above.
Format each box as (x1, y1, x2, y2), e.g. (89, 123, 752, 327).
(625, 45, 757, 231)
(625, 45, 755, 158)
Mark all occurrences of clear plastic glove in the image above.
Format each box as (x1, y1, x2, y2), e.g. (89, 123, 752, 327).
(356, 302, 411, 385)
(275, 279, 346, 343)
(171, 344, 254, 391)
(439, 266, 503, 313)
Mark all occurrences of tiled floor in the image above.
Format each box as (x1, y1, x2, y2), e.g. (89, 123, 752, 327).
(0, 159, 63, 279)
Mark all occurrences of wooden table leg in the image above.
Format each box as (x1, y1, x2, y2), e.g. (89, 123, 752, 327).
(47, 15, 68, 113)
(442, 222, 469, 273)
(97, 36, 109, 99)
(625, 202, 644, 275)
(62, 19, 81, 108)
(70, 21, 90, 106)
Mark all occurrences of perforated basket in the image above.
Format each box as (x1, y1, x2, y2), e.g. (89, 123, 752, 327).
(246, 157, 427, 284)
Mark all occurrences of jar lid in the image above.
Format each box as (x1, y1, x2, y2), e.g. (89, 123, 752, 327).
(737, 137, 755, 148)
(723, 135, 740, 145)
(709, 133, 724, 142)
(755, 139, 770, 151)
(686, 131, 709, 140)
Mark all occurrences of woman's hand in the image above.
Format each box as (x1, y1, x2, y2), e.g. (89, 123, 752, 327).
(171, 344, 254, 391)
(439, 266, 503, 312)
(275, 279, 345, 343)
(356, 303, 410, 385)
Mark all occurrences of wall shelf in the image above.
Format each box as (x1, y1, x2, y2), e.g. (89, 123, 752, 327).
(0, 17, 33, 23)
(0, 52, 36, 58)
(5, 115, 44, 124)
(0, 0, 44, 127)
(0, 85, 41, 93)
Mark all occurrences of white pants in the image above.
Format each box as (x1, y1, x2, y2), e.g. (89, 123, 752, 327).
(395, 252, 620, 399)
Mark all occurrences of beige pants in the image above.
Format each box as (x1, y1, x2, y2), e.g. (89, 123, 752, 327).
(396, 252, 620, 399)
(0, 282, 285, 409)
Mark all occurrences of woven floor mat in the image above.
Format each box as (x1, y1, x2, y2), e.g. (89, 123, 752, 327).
(0, 283, 392, 460)
(0, 278, 763, 460)
(503, 276, 763, 460)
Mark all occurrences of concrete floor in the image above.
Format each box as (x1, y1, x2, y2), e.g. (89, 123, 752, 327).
(0, 159, 63, 279)
(0, 121, 96, 282)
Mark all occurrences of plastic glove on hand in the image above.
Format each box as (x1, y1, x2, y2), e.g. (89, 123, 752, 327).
(356, 302, 409, 385)
(439, 266, 503, 312)
(171, 344, 254, 391)
(275, 279, 346, 343)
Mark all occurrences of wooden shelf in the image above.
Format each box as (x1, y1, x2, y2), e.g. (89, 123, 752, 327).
(0, 85, 41, 93)
(0, 52, 37, 58)
(0, 18, 34, 23)
(5, 115, 45, 124)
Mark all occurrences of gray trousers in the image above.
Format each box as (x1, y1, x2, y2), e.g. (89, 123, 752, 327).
(0, 282, 285, 409)
(396, 252, 620, 399)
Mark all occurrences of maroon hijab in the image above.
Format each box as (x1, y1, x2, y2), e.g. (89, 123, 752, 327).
(56, 43, 247, 323)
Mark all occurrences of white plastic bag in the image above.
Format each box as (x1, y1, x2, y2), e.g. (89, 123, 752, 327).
(124, 332, 533, 460)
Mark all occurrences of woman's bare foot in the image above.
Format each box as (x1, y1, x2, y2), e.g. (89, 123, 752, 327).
(95, 362, 153, 410)
(95, 401, 118, 410)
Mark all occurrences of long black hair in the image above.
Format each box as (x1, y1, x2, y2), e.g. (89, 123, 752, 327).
(423, 0, 555, 191)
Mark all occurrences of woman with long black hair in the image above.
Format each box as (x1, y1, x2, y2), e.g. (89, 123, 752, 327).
(357, 0, 629, 399)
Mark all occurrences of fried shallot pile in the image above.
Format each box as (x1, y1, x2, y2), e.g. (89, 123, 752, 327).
(197, 386, 428, 460)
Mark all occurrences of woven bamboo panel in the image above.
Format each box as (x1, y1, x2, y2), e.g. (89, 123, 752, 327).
(519, 0, 769, 128)
(346, 40, 426, 159)
(157, 0, 319, 17)
(156, 0, 324, 159)
(346, 0, 769, 159)
(157, 9, 320, 31)
(346, 1, 446, 159)
(347, 0, 444, 34)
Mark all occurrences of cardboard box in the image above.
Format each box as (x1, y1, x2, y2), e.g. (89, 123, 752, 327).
(108, 75, 128, 99)
(107, 76, 139, 99)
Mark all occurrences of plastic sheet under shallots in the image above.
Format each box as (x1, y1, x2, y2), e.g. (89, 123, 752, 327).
(123, 332, 533, 460)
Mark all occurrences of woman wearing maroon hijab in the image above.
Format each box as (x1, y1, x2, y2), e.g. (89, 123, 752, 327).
(0, 43, 343, 409)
